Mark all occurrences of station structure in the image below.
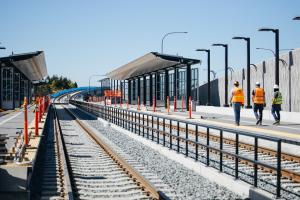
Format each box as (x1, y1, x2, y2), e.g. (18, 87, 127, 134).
(0, 51, 47, 110)
(102, 52, 200, 110)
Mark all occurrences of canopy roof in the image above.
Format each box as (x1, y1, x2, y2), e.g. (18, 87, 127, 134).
(0, 51, 48, 81)
(106, 52, 200, 80)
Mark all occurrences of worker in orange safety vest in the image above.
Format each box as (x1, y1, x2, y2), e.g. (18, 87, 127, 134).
(230, 81, 245, 126)
(252, 82, 265, 125)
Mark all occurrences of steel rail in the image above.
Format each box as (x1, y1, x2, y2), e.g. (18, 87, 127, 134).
(61, 104, 168, 200)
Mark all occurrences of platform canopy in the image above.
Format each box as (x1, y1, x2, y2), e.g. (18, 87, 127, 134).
(106, 52, 200, 80)
(0, 51, 48, 81)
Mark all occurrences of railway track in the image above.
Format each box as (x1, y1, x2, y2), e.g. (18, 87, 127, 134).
(71, 101, 300, 199)
(39, 104, 171, 200)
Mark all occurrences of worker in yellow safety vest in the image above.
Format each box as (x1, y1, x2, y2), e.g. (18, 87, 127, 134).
(271, 84, 282, 125)
(252, 82, 265, 125)
(230, 81, 245, 126)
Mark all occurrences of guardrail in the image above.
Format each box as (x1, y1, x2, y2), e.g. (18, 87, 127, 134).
(70, 100, 300, 198)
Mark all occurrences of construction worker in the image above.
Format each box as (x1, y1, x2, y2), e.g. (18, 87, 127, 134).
(252, 82, 265, 125)
(271, 84, 282, 125)
(230, 81, 245, 126)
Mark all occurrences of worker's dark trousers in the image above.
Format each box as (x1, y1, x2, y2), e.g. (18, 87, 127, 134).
(233, 102, 242, 125)
(253, 104, 264, 122)
(271, 104, 281, 121)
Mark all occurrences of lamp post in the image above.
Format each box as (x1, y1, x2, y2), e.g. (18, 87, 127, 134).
(256, 47, 292, 66)
(293, 16, 300, 20)
(196, 49, 211, 105)
(258, 28, 280, 85)
(89, 74, 105, 95)
(161, 32, 188, 54)
(232, 36, 251, 108)
(212, 43, 229, 107)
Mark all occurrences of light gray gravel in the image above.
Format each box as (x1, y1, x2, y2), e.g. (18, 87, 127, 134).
(72, 107, 243, 200)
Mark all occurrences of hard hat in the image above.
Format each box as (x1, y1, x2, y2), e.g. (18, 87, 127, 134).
(273, 84, 279, 89)
(234, 81, 239, 86)
(255, 82, 260, 86)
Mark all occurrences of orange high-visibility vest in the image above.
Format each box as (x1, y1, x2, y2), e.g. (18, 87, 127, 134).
(254, 88, 265, 104)
(232, 87, 245, 104)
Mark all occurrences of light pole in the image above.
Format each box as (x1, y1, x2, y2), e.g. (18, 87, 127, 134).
(89, 75, 105, 95)
(256, 47, 292, 66)
(293, 16, 300, 20)
(258, 28, 280, 85)
(161, 32, 187, 54)
(196, 49, 211, 105)
(212, 43, 229, 107)
(232, 36, 251, 108)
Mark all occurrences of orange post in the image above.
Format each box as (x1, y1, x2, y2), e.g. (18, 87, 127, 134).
(35, 104, 39, 136)
(174, 96, 177, 112)
(138, 96, 140, 111)
(189, 96, 192, 119)
(24, 97, 29, 145)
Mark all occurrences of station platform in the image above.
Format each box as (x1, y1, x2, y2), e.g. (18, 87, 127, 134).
(0, 105, 48, 199)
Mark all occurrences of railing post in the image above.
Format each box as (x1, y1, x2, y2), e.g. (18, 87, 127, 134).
(277, 140, 282, 198)
(163, 118, 165, 146)
(177, 121, 180, 152)
(195, 125, 198, 161)
(254, 137, 258, 187)
(138, 113, 141, 135)
(235, 133, 239, 179)
(169, 120, 172, 149)
(24, 97, 29, 145)
(157, 117, 159, 144)
(147, 115, 149, 139)
(185, 123, 188, 156)
(142, 114, 145, 137)
(220, 130, 223, 172)
(206, 128, 210, 166)
(151, 116, 154, 141)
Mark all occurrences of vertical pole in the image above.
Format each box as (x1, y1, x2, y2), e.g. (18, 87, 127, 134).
(275, 30, 280, 86)
(224, 45, 229, 107)
(138, 96, 140, 111)
(254, 137, 258, 187)
(164, 69, 169, 108)
(277, 140, 282, 198)
(39, 97, 42, 122)
(207, 50, 211, 105)
(143, 75, 147, 106)
(220, 130, 223, 172)
(167, 96, 170, 115)
(246, 38, 252, 108)
(235, 134, 239, 179)
(128, 79, 131, 104)
(137, 77, 141, 105)
(186, 64, 191, 110)
(174, 67, 178, 109)
(24, 97, 28, 145)
(149, 74, 153, 106)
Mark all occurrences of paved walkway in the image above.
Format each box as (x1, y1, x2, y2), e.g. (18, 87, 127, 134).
(0, 106, 35, 151)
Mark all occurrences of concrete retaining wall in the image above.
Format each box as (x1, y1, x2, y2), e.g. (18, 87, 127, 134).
(198, 48, 300, 112)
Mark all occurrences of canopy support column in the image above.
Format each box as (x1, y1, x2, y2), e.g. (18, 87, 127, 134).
(128, 79, 131, 104)
(149, 74, 153, 106)
(143, 75, 147, 105)
(164, 69, 169, 108)
(186, 64, 191, 111)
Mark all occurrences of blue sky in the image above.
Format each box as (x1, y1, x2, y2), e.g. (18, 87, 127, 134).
(0, 0, 299, 86)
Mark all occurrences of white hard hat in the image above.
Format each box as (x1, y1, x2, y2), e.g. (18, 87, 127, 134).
(273, 84, 279, 89)
(255, 82, 260, 86)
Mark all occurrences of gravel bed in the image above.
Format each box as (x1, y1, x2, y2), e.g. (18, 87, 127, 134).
(72, 107, 243, 200)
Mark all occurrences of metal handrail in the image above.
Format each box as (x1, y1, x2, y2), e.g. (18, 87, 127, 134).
(69, 100, 300, 198)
